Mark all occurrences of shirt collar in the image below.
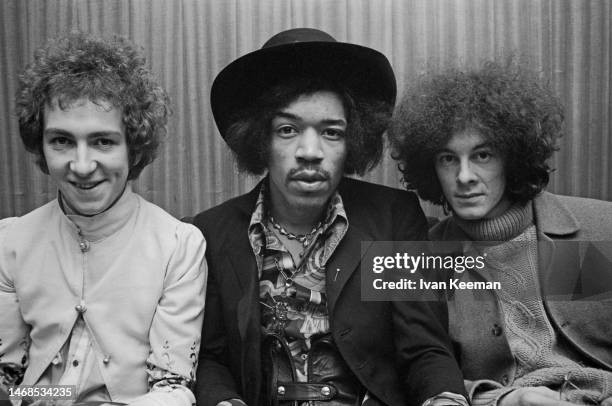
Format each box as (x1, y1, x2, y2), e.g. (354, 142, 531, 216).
(248, 179, 348, 254)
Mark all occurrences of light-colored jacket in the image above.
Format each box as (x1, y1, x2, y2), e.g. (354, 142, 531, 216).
(0, 190, 207, 402)
(430, 192, 612, 395)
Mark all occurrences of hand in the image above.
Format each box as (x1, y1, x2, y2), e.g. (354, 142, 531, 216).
(499, 387, 582, 406)
(601, 397, 612, 406)
(217, 400, 247, 406)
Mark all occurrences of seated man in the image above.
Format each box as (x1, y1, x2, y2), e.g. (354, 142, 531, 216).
(389, 60, 612, 406)
(0, 33, 206, 405)
(192, 28, 468, 406)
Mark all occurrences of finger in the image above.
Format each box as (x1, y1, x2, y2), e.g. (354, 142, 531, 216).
(499, 386, 582, 406)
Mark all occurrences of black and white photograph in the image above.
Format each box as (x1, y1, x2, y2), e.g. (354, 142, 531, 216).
(1, 1, 611, 406)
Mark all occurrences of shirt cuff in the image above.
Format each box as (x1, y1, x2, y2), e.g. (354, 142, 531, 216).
(128, 385, 195, 406)
(422, 391, 470, 406)
(469, 379, 517, 406)
(216, 398, 247, 406)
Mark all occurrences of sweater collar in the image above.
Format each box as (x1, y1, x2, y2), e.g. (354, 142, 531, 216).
(62, 184, 139, 242)
(453, 201, 533, 241)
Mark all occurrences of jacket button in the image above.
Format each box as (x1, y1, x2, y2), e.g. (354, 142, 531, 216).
(75, 304, 87, 313)
(492, 324, 503, 336)
(79, 240, 90, 252)
(277, 386, 285, 395)
(321, 386, 331, 396)
(103, 355, 111, 364)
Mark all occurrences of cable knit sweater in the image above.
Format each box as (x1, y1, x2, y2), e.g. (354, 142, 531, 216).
(435, 201, 612, 406)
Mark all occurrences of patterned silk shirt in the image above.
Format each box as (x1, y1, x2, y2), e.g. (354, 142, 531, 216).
(247, 183, 348, 381)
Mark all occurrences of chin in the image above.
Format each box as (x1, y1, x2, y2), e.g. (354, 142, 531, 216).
(454, 208, 486, 221)
(64, 198, 110, 216)
(290, 195, 329, 212)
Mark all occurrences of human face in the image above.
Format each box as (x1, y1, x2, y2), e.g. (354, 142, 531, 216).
(268, 91, 347, 216)
(43, 99, 129, 216)
(434, 128, 511, 220)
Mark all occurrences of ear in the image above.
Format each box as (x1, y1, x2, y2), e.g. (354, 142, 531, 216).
(130, 151, 143, 168)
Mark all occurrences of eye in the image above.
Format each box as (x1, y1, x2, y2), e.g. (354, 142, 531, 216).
(275, 125, 298, 138)
(94, 138, 116, 149)
(473, 150, 492, 163)
(48, 136, 73, 149)
(322, 128, 345, 140)
(435, 153, 457, 166)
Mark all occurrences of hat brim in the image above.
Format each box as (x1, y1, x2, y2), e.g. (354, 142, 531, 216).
(210, 41, 396, 139)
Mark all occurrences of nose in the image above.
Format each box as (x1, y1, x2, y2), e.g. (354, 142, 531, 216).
(295, 128, 324, 162)
(456, 158, 478, 185)
(69, 144, 97, 177)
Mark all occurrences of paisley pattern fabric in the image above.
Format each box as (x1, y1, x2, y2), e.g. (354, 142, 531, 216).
(248, 182, 348, 381)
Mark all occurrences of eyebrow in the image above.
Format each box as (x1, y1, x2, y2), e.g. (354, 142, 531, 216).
(43, 128, 123, 138)
(273, 111, 347, 126)
(437, 142, 492, 153)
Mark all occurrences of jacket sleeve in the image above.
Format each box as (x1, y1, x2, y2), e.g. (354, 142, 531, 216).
(0, 218, 30, 392)
(389, 191, 468, 404)
(132, 222, 207, 406)
(194, 251, 243, 406)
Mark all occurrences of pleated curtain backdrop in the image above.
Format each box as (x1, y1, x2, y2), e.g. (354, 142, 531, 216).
(1, 0, 611, 219)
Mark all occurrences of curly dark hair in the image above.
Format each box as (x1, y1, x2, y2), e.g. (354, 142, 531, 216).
(389, 60, 564, 206)
(224, 76, 392, 176)
(15, 32, 170, 180)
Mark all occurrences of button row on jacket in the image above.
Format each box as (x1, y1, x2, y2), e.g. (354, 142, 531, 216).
(79, 240, 90, 252)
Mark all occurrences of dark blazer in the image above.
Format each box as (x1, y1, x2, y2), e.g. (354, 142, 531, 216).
(430, 192, 612, 395)
(193, 177, 467, 406)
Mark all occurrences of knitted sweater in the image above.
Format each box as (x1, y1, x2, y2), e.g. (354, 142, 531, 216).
(450, 203, 612, 405)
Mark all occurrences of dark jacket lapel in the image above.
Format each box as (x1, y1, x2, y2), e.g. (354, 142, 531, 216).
(223, 184, 262, 341)
(325, 226, 372, 316)
(326, 179, 376, 315)
(533, 192, 581, 298)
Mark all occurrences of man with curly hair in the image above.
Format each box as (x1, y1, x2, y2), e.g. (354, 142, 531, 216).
(191, 28, 468, 406)
(389, 61, 612, 406)
(0, 33, 206, 405)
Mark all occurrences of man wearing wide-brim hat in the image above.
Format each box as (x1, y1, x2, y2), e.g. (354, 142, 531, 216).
(192, 28, 468, 406)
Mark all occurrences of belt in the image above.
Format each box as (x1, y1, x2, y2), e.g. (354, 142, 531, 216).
(262, 333, 363, 406)
(276, 382, 338, 401)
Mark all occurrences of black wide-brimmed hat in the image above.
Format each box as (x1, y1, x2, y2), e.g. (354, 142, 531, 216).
(210, 28, 397, 139)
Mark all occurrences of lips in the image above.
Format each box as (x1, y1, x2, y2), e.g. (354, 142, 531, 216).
(70, 180, 105, 190)
(455, 193, 484, 199)
(291, 173, 327, 182)
(286, 170, 330, 194)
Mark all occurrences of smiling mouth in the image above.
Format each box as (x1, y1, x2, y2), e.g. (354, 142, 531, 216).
(71, 181, 104, 190)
